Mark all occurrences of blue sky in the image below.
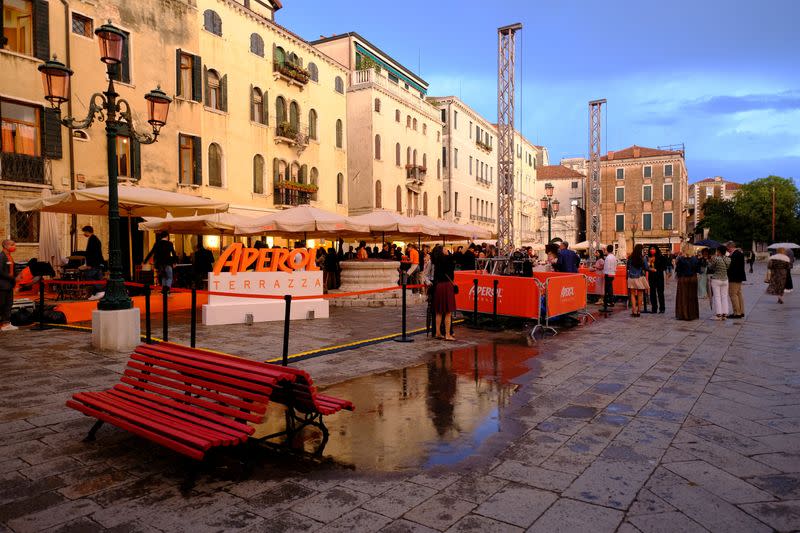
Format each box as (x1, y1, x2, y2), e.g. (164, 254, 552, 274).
(279, 0, 799, 184)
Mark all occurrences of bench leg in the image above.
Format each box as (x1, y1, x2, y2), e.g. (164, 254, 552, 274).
(315, 417, 330, 457)
(83, 420, 104, 442)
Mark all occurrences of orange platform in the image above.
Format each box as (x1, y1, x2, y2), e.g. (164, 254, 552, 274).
(54, 292, 208, 323)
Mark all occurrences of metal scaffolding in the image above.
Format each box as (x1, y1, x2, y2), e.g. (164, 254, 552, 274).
(587, 99, 606, 259)
(496, 23, 522, 256)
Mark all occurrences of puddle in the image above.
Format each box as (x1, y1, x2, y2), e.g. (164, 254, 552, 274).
(253, 341, 537, 471)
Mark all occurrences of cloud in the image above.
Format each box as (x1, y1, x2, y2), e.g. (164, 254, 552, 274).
(682, 90, 800, 115)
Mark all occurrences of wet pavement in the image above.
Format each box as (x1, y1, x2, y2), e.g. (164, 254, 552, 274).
(1, 263, 800, 532)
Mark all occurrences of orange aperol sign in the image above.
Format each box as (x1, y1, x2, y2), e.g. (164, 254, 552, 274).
(455, 271, 541, 319)
(544, 273, 587, 316)
(212, 243, 319, 275)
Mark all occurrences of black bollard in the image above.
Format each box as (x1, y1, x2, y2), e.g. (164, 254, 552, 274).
(162, 287, 168, 342)
(394, 276, 414, 343)
(190, 285, 197, 348)
(282, 295, 292, 366)
(35, 280, 46, 330)
(492, 279, 499, 326)
(467, 278, 481, 329)
(144, 282, 152, 344)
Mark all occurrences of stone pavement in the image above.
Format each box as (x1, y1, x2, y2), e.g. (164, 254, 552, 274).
(1, 264, 799, 532)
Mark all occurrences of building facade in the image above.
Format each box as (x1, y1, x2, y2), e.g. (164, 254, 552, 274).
(513, 132, 546, 245)
(429, 96, 495, 231)
(599, 145, 688, 255)
(687, 176, 741, 235)
(1, 0, 349, 263)
(535, 164, 586, 245)
(313, 33, 443, 219)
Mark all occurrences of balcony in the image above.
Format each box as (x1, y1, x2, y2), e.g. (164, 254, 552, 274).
(476, 138, 493, 153)
(273, 61, 310, 89)
(350, 69, 438, 119)
(406, 209, 423, 217)
(0, 153, 46, 185)
(275, 122, 310, 150)
(406, 164, 427, 182)
(273, 181, 317, 207)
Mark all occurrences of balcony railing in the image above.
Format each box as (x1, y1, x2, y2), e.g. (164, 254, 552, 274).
(476, 138, 493, 153)
(470, 214, 496, 224)
(0, 153, 46, 184)
(273, 183, 313, 207)
(275, 122, 310, 148)
(350, 69, 439, 119)
(406, 209, 424, 217)
(273, 61, 310, 86)
(405, 164, 427, 182)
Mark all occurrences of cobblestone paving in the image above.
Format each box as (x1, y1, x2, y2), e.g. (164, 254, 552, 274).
(1, 264, 799, 532)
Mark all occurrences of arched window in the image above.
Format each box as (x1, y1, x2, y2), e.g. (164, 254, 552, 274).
(406, 147, 411, 166)
(423, 192, 428, 215)
(308, 62, 319, 82)
(273, 158, 281, 183)
(437, 159, 441, 179)
(423, 123, 427, 135)
(208, 143, 222, 187)
(206, 69, 222, 110)
(253, 154, 264, 194)
(395, 109, 400, 122)
(310, 167, 319, 201)
(412, 118, 417, 130)
(203, 10, 222, 36)
(290, 162, 300, 181)
(308, 109, 318, 140)
(337, 173, 344, 204)
(334, 76, 344, 94)
(437, 196, 442, 218)
(274, 46, 286, 66)
(422, 153, 427, 170)
(374, 134, 381, 160)
(395, 185, 402, 213)
(275, 96, 286, 124)
(375, 180, 382, 208)
(289, 101, 300, 130)
(299, 164, 308, 184)
(250, 33, 264, 56)
(251, 87, 265, 124)
(395, 143, 401, 166)
(413, 149, 417, 166)
(288, 52, 299, 65)
(374, 98, 381, 112)
(406, 115, 411, 128)
(335, 119, 343, 148)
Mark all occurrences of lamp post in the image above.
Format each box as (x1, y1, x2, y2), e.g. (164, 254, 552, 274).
(38, 22, 171, 311)
(539, 182, 560, 243)
(630, 218, 639, 250)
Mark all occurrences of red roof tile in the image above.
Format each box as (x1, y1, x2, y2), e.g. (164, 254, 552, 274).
(601, 145, 683, 161)
(537, 165, 585, 180)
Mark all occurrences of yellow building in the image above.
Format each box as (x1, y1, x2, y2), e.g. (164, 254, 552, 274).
(512, 131, 547, 245)
(1, 0, 348, 265)
(313, 33, 444, 218)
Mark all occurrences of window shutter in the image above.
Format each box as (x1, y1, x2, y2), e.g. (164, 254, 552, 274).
(192, 136, 202, 185)
(121, 36, 130, 83)
(249, 84, 254, 122)
(130, 137, 141, 179)
(191, 55, 202, 102)
(0, 0, 7, 48)
(33, 0, 50, 61)
(203, 66, 209, 107)
(262, 91, 269, 125)
(41, 107, 62, 159)
(175, 49, 182, 96)
(220, 74, 228, 112)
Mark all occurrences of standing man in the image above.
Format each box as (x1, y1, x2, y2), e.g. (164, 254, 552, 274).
(646, 245, 668, 313)
(601, 244, 617, 312)
(0, 239, 18, 331)
(144, 231, 178, 293)
(557, 242, 580, 273)
(747, 250, 756, 274)
(726, 241, 746, 318)
(81, 226, 106, 301)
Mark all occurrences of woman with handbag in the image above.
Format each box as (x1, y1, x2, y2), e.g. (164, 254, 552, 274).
(707, 245, 731, 320)
(431, 245, 457, 341)
(626, 244, 650, 317)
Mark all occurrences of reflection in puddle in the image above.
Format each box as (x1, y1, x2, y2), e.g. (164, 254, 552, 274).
(255, 342, 537, 472)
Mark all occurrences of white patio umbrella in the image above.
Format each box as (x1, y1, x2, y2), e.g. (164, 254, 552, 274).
(767, 242, 799, 250)
(350, 210, 440, 240)
(411, 215, 475, 241)
(139, 212, 255, 235)
(37, 189, 63, 270)
(234, 205, 370, 238)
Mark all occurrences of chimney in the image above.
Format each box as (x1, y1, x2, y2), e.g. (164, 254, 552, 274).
(607, 151, 615, 161)
(632, 146, 641, 158)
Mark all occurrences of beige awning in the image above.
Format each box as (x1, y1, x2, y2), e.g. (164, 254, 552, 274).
(235, 205, 370, 237)
(350, 210, 440, 238)
(139, 213, 256, 235)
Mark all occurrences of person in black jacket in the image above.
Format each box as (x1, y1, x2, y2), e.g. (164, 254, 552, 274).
(725, 241, 746, 318)
(192, 241, 214, 289)
(0, 239, 18, 331)
(646, 245, 669, 313)
(81, 226, 107, 299)
(144, 231, 178, 292)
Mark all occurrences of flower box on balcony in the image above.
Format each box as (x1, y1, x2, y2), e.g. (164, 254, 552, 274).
(273, 61, 310, 86)
(476, 139, 492, 153)
(275, 180, 318, 193)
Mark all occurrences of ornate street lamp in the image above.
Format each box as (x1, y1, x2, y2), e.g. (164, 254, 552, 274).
(540, 184, 559, 243)
(38, 21, 171, 311)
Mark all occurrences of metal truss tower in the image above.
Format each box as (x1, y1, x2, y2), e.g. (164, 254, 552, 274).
(587, 99, 606, 260)
(496, 23, 522, 256)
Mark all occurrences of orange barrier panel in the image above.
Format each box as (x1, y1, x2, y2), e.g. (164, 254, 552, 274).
(543, 272, 587, 316)
(455, 271, 541, 319)
(55, 292, 208, 324)
(579, 266, 628, 297)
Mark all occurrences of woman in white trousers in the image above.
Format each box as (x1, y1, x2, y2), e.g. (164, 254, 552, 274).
(707, 245, 731, 320)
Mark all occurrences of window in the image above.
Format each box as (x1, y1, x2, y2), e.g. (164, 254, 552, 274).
(643, 165, 652, 178)
(337, 173, 344, 204)
(253, 154, 264, 194)
(395, 185, 402, 212)
(71, 12, 93, 37)
(274, 46, 286, 66)
(441, 109, 447, 123)
(663, 212, 673, 230)
(454, 148, 458, 168)
(374, 98, 381, 113)
(9, 204, 38, 243)
(413, 118, 417, 131)
(615, 186, 625, 202)
(203, 9, 222, 36)
(437, 196, 442, 218)
(616, 168, 624, 180)
(0, 100, 40, 156)
(334, 76, 344, 94)
(469, 121, 473, 138)
(406, 116, 411, 128)
(395, 143, 401, 166)
(643, 184, 652, 201)
(109, 29, 131, 84)
(412, 149, 417, 166)
(335, 119, 343, 148)
(374, 134, 381, 160)
(406, 147, 411, 166)
(116, 136, 131, 177)
(388, 73, 398, 84)
(422, 124, 427, 135)
(308, 62, 318, 82)
(4, 0, 32, 56)
(643, 213, 652, 231)
(454, 192, 459, 215)
(615, 214, 625, 232)
(208, 143, 222, 187)
(395, 109, 400, 122)
(250, 33, 264, 56)
(178, 134, 201, 185)
(423, 192, 428, 215)
(289, 101, 299, 130)
(251, 87, 266, 124)
(664, 183, 673, 201)
(571, 181, 578, 189)
(310, 167, 319, 201)
(176, 50, 201, 101)
(469, 156, 473, 175)
(205, 69, 226, 111)
(453, 111, 458, 129)
(275, 96, 286, 124)
(374, 180, 382, 208)
(437, 159, 440, 180)
(422, 153, 427, 169)
(308, 109, 317, 140)
(664, 164, 673, 177)
(442, 147, 447, 167)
